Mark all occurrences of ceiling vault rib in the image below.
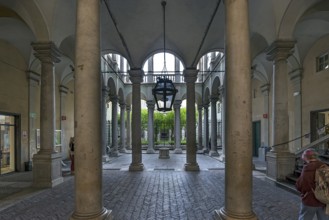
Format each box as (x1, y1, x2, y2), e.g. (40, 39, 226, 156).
(191, 0, 221, 67)
(103, 0, 134, 67)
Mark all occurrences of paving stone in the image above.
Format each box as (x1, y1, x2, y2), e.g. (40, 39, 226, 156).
(0, 153, 300, 219)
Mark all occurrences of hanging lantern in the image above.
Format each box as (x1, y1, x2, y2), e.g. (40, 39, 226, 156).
(153, 77, 177, 112)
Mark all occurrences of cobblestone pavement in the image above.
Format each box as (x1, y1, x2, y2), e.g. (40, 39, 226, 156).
(0, 153, 300, 220)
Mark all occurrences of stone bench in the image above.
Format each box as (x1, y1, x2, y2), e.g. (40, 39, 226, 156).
(159, 148, 170, 159)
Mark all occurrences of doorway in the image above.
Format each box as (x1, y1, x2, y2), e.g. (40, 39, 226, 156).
(0, 114, 16, 175)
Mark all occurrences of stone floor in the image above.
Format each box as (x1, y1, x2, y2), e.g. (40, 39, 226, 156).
(0, 152, 301, 219)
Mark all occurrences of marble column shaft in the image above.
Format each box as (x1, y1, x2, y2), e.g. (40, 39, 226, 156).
(126, 105, 132, 150)
(198, 105, 203, 150)
(266, 40, 295, 152)
(210, 96, 219, 156)
(31, 42, 63, 188)
(146, 100, 155, 154)
(215, 0, 256, 219)
(203, 103, 210, 152)
(174, 101, 183, 154)
(111, 96, 119, 156)
(183, 69, 199, 171)
(102, 87, 110, 159)
(32, 42, 60, 154)
(71, 0, 111, 218)
(119, 102, 126, 153)
(129, 69, 144, 171)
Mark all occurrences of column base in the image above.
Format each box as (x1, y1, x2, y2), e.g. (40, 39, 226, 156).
(119, 148, 127, 153)
(174, 148, 183, 154)
(102, 154, 110, 162)
(219, 154, 225, 162)
(70, 207, 112, 220)
(184, 163, 200, 171)
(209, 150, 219, 157)
(266, 151, 295, 181)
(202, 147, 209, 154)
(129, 163, 144, 171)
(109, 150, 119, 157)
(32, 152, 63, 188)
(214, 207, 257, 220)
(146, 148, 155, 154)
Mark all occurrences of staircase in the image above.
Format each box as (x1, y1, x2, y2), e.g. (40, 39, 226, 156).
(285, 134, 329, 185)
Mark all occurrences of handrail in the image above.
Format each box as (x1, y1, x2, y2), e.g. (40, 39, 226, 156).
(295, 134, 329, 155)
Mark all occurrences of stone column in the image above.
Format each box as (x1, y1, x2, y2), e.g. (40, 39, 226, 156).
(71, 0, 112, 219)
(183, 68, 200, 171)
(128, 69, 144, 171)
(126, 105, 132, 150)
(119, 102, 127, 153)
(174, 100, 183, 154)
(31, 42, 63, 188)
(289, 69, 302, 152)
(59, 85, 69, 156)
(215, 0, 257, 219)
(102, 86, 110, 161)
(146, 100, 155, 154)
(210, 96, 219, 156)
(202, 103, 210, 153)
(266, 40, 296, 181)
(110, 96, 119, 156)
(260, 84, 270, 161)
(197, 105, 203, 151)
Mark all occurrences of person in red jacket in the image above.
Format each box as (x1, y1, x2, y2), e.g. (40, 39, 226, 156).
(296, 148, 328, 220)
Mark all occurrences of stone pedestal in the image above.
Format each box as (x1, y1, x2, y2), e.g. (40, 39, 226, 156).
(33, 152, 63, 188)
(159, 148, 170, 159)
(266, 151, 295, 181)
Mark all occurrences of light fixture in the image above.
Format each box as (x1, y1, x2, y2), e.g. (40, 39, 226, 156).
(152, 1, 177, 112)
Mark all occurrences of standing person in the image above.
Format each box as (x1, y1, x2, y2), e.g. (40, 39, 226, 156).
(296, 148, 328, 220)
(69, 137, 75, 174)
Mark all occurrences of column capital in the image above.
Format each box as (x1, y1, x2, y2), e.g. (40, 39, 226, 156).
(59, 85, 69, 96)
(146, 100, 155, 109)
(260, 84, 270, 96)
(119, 102, 126, 108)
(266, 40, 295, 62)
(129, 68, 144, 84)
(26, 70, 41, 86)
(173, 100, 182, 109)
(203, 103, 209, 109)
(289, 68, 303, 94)
(126, 105, 131, 111)
(183, 68, 198, 83)
(198, 104, 203, 111)
(110, 95, 118, 103)
(102, 86, 109, 93)
(210, 95, 219, 103)
(31, 41, 61, 63)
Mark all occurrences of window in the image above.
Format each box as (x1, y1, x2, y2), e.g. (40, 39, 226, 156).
(317, 53, 329, 72)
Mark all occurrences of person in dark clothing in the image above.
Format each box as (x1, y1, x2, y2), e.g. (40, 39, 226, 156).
(296, 149, 329, 220)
